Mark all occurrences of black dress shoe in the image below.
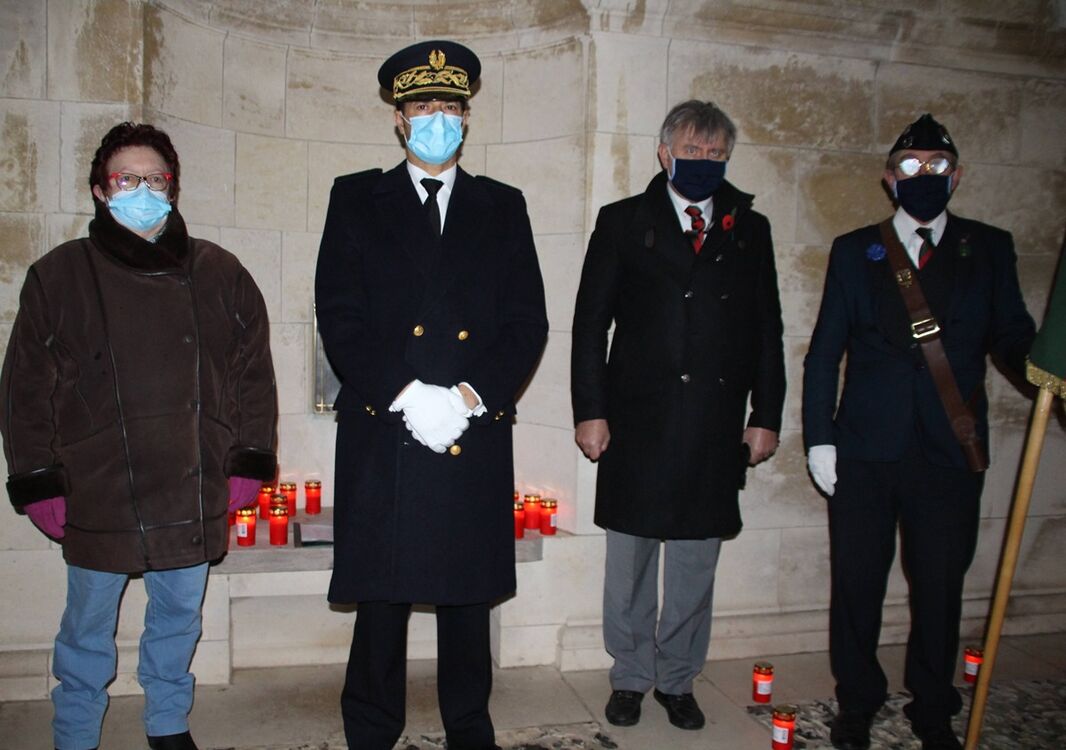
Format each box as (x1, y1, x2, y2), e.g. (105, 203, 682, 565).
(830, 709, 873, 750)
(147, 731, 199, 750)
(914, 721, 962, 750)
(652, 688, 705, 730)
(604, 689, 644, 726)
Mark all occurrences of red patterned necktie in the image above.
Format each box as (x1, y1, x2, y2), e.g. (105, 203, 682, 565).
(685, 205, 705, 254)
(916, 226, 934, 269)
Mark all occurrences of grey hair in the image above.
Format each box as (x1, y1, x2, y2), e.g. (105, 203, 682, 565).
(659, 100, 737, 152)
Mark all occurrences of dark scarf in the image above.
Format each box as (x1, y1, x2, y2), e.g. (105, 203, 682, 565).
(88, 200, 191, 274)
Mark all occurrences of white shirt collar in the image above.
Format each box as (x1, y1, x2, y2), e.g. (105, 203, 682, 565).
(665, 181, 713, 232)
(893, 206, 947, 256)
(407, 161, 457, 200)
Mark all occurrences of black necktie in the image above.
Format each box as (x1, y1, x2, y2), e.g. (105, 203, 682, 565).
(916, 227, 934, 269)
(421, 178, 443, 240)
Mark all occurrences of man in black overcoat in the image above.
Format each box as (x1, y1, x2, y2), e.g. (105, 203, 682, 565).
(803, 114, 1036, 750)
(571, 100, 786, 731)
(314, 40, 548, 750)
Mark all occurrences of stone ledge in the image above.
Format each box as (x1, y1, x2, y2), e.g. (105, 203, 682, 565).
(214, 509, 551, 578)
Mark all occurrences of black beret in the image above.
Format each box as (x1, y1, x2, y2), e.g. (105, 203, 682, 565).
(889, 113, 958, 157)
(377, 40, 481, 102)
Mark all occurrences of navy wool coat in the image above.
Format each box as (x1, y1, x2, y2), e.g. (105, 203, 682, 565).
(315, 162, 547, 606)
(571, 173, 786, 540)
(802, 213, 1036, 468)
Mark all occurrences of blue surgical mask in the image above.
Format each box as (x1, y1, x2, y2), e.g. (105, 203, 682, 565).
(669, 152, 727, 202)
(107, 183, 172, 233)
(403, 112, 464, 165)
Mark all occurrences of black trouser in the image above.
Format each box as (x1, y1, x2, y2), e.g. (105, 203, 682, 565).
(341, 600, 496, 750)
(828, 447, 983, 730)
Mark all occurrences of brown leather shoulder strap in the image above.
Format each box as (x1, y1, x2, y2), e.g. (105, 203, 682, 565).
(878, 219, 988, 472)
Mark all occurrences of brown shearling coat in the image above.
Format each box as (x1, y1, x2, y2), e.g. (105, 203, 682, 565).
(0, 205, 277, 573)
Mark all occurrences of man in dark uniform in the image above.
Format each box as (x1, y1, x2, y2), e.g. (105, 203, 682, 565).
(803, 114, 1036, 750)
(571, 100, 786, 731)
(314, 40, 547, 750)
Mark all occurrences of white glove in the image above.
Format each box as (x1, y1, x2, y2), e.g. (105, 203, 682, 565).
(390, 380, 469, 453)
(807, 444, 837, 496)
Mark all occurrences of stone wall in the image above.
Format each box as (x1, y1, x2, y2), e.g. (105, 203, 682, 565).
(0, 0, 1064, 698)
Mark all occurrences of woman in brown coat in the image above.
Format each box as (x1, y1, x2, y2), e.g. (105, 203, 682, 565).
(0, 123, 277, 750)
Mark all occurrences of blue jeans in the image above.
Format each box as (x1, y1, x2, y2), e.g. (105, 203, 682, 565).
(52, 562, 209, 750)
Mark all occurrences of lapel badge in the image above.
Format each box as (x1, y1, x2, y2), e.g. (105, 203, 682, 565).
(896, 268, 914, 288)
(866, 243, 886, 262)
(958, 235, 971, 258)
(721, 209, 736, 232)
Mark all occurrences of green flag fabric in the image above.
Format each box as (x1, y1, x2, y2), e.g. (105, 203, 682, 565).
(1027, 243, 1066, 399)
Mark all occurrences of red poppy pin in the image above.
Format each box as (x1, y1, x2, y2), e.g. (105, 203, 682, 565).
(721, 210, 736, 232)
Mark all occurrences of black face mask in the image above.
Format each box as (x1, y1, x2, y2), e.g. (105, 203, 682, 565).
(669, 157, 726, 202)
(895, 174, 952, 223)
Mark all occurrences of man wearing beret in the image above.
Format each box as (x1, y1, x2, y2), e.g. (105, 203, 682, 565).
(315, 40, 547, 750)
(803, 114, 1036, 750)
(571, 100, 785, 731)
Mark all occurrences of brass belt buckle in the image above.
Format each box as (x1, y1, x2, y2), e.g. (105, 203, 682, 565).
(911, 317, 941, 339)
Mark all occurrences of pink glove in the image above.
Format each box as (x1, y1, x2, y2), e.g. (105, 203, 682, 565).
(25, 496, 66, 539)
(228, 476, 262, 513)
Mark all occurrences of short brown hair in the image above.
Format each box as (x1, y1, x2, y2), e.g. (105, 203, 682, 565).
(89, 122, 181, 203)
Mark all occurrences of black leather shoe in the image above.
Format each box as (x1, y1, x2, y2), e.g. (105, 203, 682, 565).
(914, 721, 962, 750)
(147, 731, 199, 750)
(604, 689, 644, 726)
(830, 710, 873, 750)
(652, 688, 705, 730)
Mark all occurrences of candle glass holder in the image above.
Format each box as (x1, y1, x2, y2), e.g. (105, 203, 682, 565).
(269, 506, 289, 546)
(280, 481, 297, 516)
(771, 704, 797, 750)
(235, 507, 257, 546)
(305, 480, 322, 515)
(258, 484, 274, 519)
(540, 499, 558, 535)
(514, 502, 525, 539)
(753, 661, 774, 703)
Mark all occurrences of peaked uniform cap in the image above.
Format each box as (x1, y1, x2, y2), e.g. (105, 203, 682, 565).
(889, 113, 958, 158)
(378, 40, 481, 102)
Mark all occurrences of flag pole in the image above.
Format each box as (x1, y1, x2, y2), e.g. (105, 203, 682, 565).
(963, 386, 1055, 749)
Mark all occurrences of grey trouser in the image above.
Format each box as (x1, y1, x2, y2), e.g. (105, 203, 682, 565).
(603, 529, 722, 695)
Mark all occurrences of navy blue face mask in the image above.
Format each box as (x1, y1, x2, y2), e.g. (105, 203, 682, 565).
(669, 155, 726, 202)
(895, 174, 953, 223)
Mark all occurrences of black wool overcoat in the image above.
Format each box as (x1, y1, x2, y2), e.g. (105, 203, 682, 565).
(571, 173, 786, 540)
(315, 162, 548, 606)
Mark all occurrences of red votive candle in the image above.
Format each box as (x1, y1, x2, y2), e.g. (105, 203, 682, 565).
(258, 484, 273, 519)
(305, 480, 322, 515)
(269, 505, 289, 546)
(753, 661, 774, 703)
(514, 502, 525, 539)
(523, 494, 540, 529)
(964, 647, 983, 683)
(540, 499, 557, 535)
(235, 507, 257, 546)
(771, 705, 797, 750)
(280, 481, 297, 515)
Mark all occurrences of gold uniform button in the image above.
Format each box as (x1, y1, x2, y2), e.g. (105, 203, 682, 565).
(413, 325, 424, 337)
(449, 444, 462, 456)
(457, 330, 469, 341)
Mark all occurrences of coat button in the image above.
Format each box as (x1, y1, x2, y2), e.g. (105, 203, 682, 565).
(413, 325, 424, 336)
(183, 334, 193, 344)
(457, 330, 469, 341)
(364, 404, 377, 416)
(680, 373, 691, 383)
(720, 292, 729, 300)
(449, 444, 462, 456)
(494, 410, 505, 421)
(715, 254, 724, 262)
(191, 535, 202, 545)
(684, 290, 694, 299)
(719, 377, 726, 385)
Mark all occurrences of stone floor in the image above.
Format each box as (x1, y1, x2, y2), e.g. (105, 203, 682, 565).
(2, 632, 1065, 749)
